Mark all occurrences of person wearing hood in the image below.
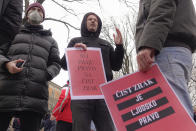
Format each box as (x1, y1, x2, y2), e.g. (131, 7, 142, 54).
(0, 3, 61, 131)
(61, 12, 124, 131)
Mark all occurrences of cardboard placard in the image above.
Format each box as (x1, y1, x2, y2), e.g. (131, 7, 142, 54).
(100, 64, 196, 131)
(66, 48, 106, 99)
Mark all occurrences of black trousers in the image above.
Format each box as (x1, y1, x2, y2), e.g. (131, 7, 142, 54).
(56, 121, 72, 131)
(0, 111, 43, 131)
(71, 99, 115, 131)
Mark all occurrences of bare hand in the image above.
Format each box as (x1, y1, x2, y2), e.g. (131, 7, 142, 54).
(113, 27, 123, 45)
(50, 115, 56, 121)
(137, 48, 155, 72)
(74, 43, 87, 51)
(6, 59, 24, 74)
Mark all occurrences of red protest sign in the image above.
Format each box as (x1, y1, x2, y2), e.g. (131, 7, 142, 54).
(100, 64, 196, 131)
(66, 48, 106, 99)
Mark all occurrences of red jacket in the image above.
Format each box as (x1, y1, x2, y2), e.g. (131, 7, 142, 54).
(52, 87, 72, 123)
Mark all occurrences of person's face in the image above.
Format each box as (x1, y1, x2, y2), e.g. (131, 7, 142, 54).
(86, 15, 98, 32)
(27, 7, 44, 19)
(27, 7, 44, 25)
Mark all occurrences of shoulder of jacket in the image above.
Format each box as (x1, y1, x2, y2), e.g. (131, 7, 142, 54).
(41, 29, 52, 36)
(70, 37, 83, 42)
(68, 37, 83, 47)
(44, 36, 57, 45)
(62, 87, 70, 92)
(98, 38, 112, 47)
(62, 87, 69, 89)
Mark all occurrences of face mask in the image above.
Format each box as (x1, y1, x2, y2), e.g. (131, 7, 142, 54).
(28, 10, 43, 25)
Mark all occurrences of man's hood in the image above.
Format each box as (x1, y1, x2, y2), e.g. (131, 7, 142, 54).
(81, 12, 102, 38)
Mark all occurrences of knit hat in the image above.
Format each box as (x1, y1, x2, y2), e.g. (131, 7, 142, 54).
(26, 3, 45, 19)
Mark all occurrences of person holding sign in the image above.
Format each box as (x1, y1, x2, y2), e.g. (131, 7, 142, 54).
(61, 12, 124, 131)
(135, 0, 196, 119)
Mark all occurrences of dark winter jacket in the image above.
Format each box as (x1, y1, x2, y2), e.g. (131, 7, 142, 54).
(0, 23, 61, 115)
(135, 0, 196, 53)
(61, 12, 124, 81)
(0, 0, 23, 44)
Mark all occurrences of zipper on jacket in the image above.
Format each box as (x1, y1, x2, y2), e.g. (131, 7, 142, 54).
(20, 33, 35, 109)
(26, 33, 34, 79)
(19, 33, 34, 109)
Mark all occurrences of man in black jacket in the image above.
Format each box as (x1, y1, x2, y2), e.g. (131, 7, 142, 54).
(135, 0, 196, 118)
(0, 3, 61, 131)
(0, 0, 23, 51)
(61, 12, 124, 131)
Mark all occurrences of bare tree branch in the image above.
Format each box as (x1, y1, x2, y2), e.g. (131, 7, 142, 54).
(36, 0, 45, 4)
(63, 0, 84, 2)
(44, 17, 79, 40)
(118, 0, 138, 12)
(24, 0, 30, 12)
(45, 17, 79, 30)
(101, 15, 137, 78)
(24, 0, 82, 38)
(51, 0, 77, 16)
